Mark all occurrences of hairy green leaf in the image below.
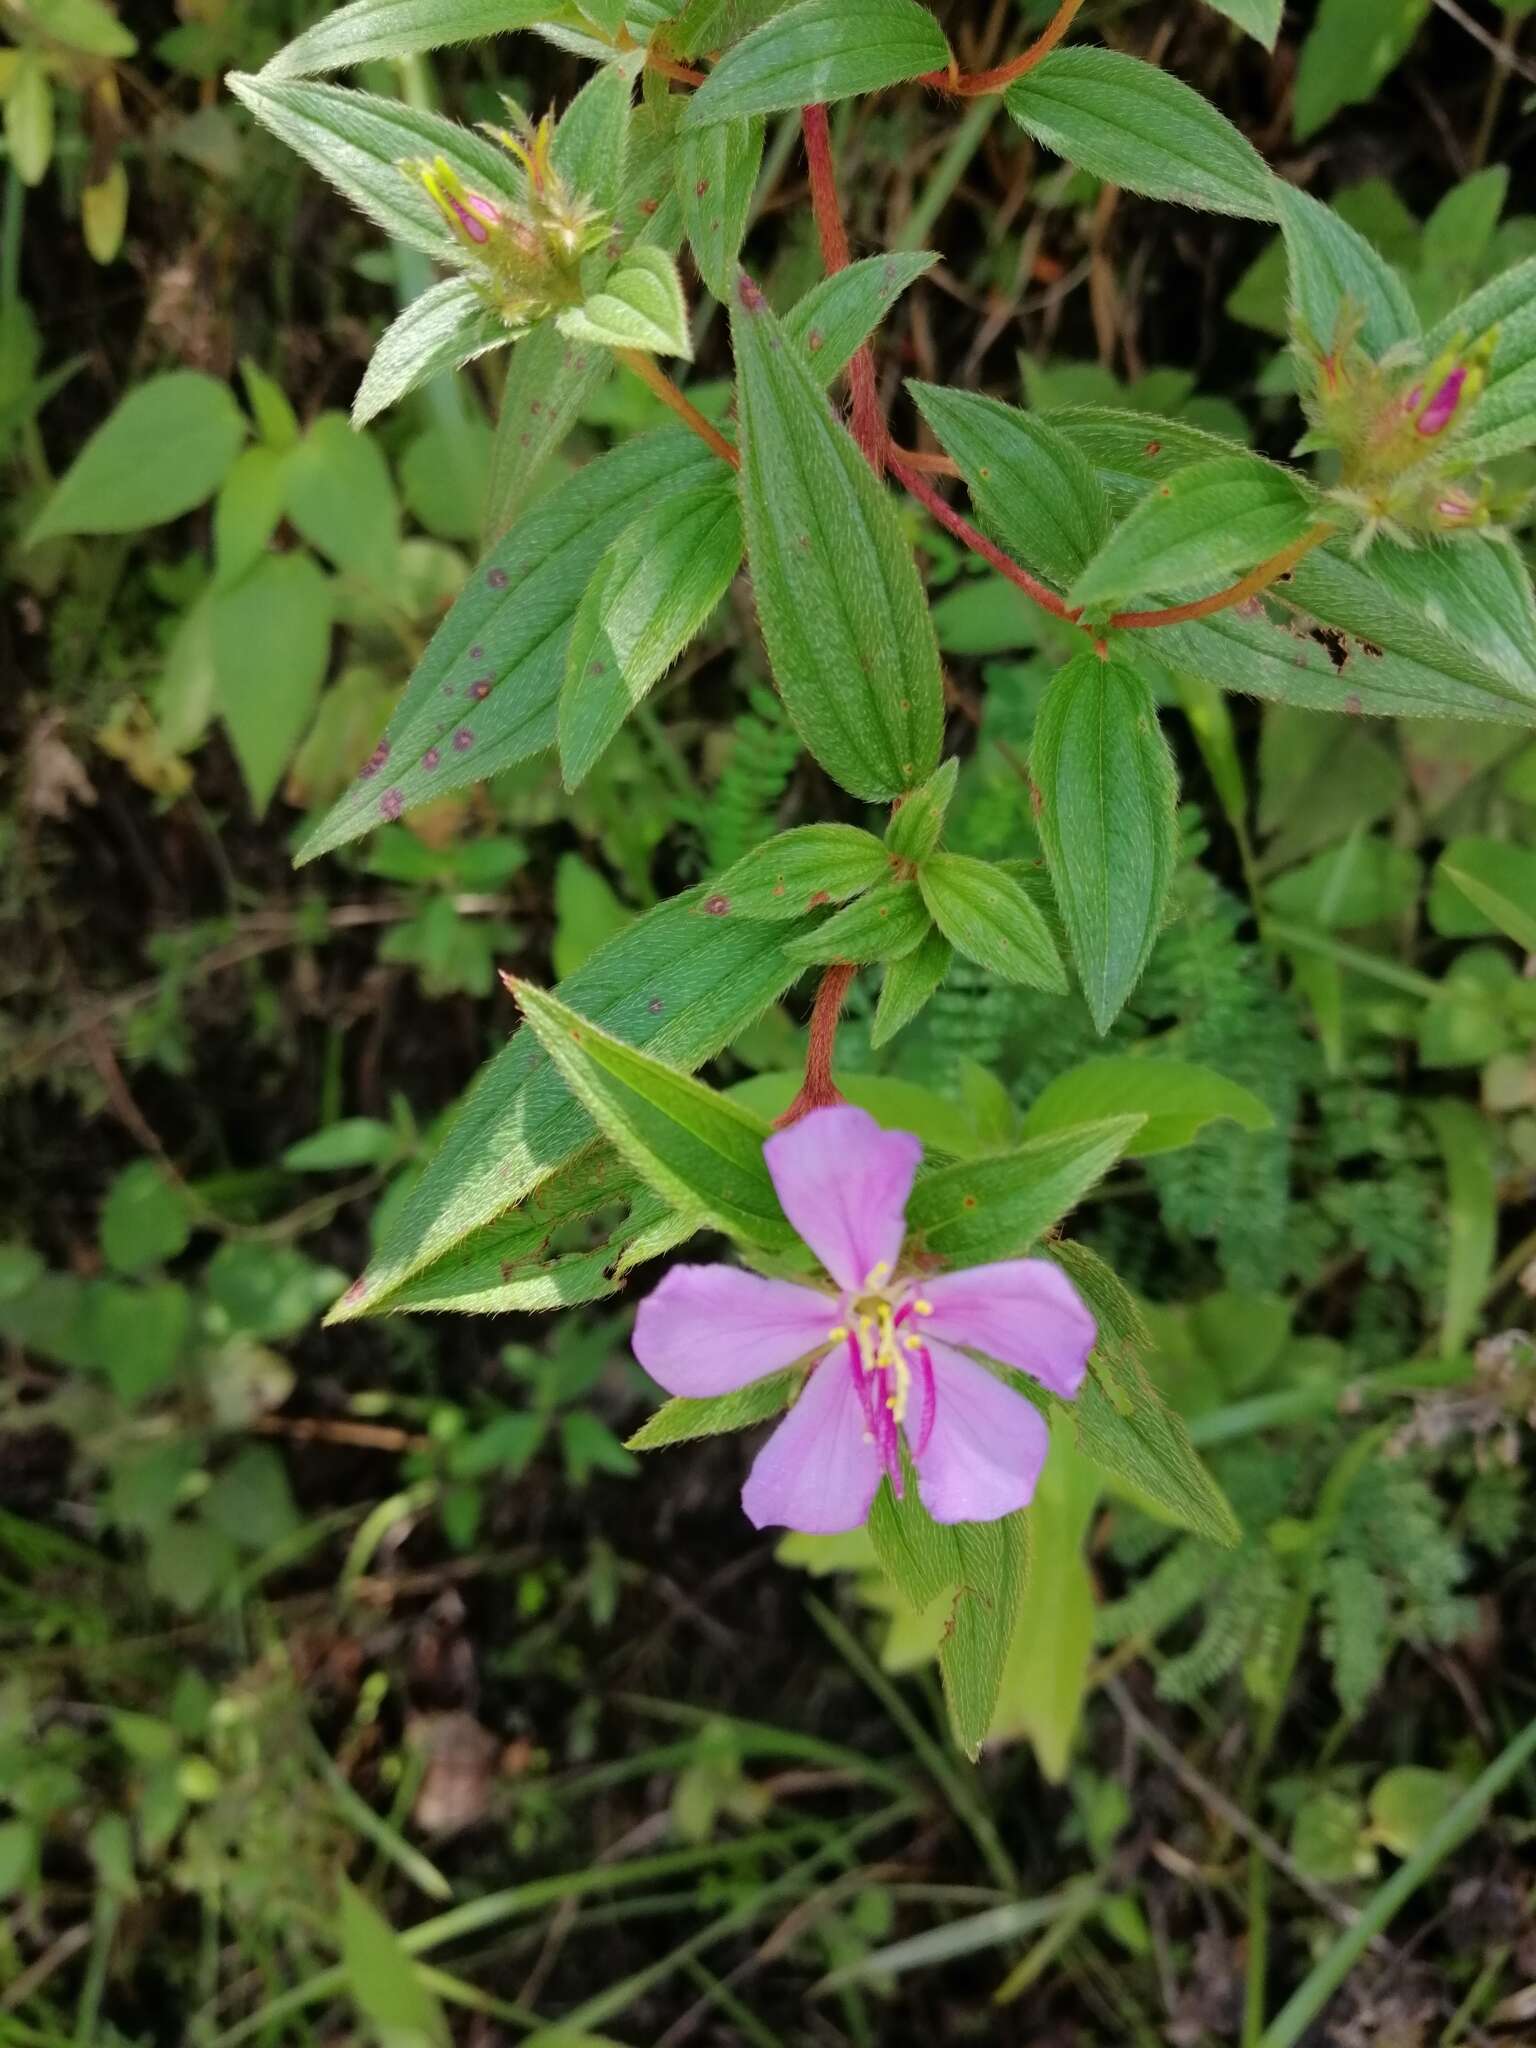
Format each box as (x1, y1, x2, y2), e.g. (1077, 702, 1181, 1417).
(1031, 655, 1179, 1034)
(732, 280, 943, 800)
(678, 115, 764, 300)
(512, 981, 795, 1249)
(628, 1369, 799, 1448)
(352, 277, 507, 427)
(1073, 1362, 1241, 1545)
(558, 246, 691, 356)
(906, 1119, 1145, 1265)
(872, 928, 952, 1048)
(703, 825, 892, 920)
(1005, 48, 1278, 221)
(784, 880, 933, 964)
(1275, 182, 1419, 358)
(1021, 1057, 1273, 1157)
(682, 0, 949, 126)
(1070, 457, 1316, 614)
(262, 0, 547, 77)
(908, 381, 1110, 592)
(784, 251, 938, 387)
(918, 853, 1066, 992)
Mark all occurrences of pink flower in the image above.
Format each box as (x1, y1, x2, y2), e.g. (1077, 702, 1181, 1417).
(1415, 366, 1468, 438)
(633, 1105, 1096, 1534)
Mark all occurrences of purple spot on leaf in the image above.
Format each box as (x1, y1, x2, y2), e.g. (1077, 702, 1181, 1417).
(453, 727, 475, 752)
(487, 567, 508, 589)
(380, 787, 404, 820)
(424, 747, 441, 769)
(469, 678, 492, 700)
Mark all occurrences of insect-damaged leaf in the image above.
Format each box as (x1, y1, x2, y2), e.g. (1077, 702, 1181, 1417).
(297, 428, 728, 862)
(732, 278, 943, 801)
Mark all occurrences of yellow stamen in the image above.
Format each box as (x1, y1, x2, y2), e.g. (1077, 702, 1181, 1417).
(827, 1324, 848, 1342)
(913, 1297, 933, 1315)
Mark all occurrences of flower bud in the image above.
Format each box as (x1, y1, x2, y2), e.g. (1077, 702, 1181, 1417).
(407, 155, 502, 249)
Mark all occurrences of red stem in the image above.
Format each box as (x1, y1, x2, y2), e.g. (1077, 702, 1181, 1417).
(801, 104, 887, 470)
(918, 0, 1085, 96)
(776, 962, 857, 1128)
(888, 454, 1084, 630)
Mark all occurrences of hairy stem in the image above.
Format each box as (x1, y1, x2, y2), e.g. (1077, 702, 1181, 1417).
(888, 454, 1084, 628)
(776, 961, 857, 1127)
(920, 0, 1085, 97)
(616, 348, 739, 470)
(801, 104, 887, 468)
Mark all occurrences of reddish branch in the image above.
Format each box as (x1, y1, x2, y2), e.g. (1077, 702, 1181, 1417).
(801, 105, 887, 469)
(919, 0, 1086, 96)
(776, 962, 857, 1128)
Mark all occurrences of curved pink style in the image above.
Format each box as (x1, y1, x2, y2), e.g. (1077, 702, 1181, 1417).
(633, 1105, 1097, 1532)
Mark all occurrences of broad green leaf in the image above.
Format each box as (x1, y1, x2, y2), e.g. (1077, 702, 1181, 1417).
(339, 890, 815, 1316)
(732, 283, 943, 801)
(1069, 457, 1316, 614)
(1031, 656, 1179, 1034)
(1021, 1057, 1273, 1158)
(101, 1163, 192, 1275)
(628, 1369, 798, 1448)
(262, 0, 547, 77)
(1201, 0, 1281, 48)
(283, 413, 399, 586)
(1072, 1360, 1240, 1545)
(4, 56, 53, 187)
(29, 0, 137, 57)
(298, 429, 726, 862)
(512, 981, 795, 1250)
(1293, 0, 1429, 141)
(703, 824, 891, 920)
(989, 1424, 1098, 1777)
(213, 445, 288, 589)
(484, 320, 614, 545)
(353, 276, 506, 427)
(905, 1119, 1145, 1265)
(1368, 1767, 1462, 1858)
(227, 75, 524, 262)
(560, 482, 743, 786)
(886, 757, 957, 862)
(1419, 168, 1508, 324)
(784, 251, 938, 388)
(1005, 49, 1278, 221)
(29, 372, 246, 543)
(869, 1479, 1031, 1757)
(558, 246, 692, 357)
(1434, 840, 1536, 951)
(1274, 182, 1419, 357)
(872, 928, 952, 1048)
(1267, 833, 1419, 930)
(338, 1877, 450, 2048)
(1423, 1100, 1497, 1359)
(682, 0, 949, 126)
(678, 115, 764, 300)
(784, 880, 932, 964)
(918, 853, 1066, 992)
(908, 382, 1111, 592)
(212, 553, 335, 816)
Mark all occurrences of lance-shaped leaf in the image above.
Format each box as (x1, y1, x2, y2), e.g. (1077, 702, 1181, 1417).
(560, 481, 744, 787)
(227, 75, 524, 261)
(1202, 0, 1281, 48)
(551, 60, 633, 220)
(1424, 1099, 1497, 1359)
(732, 279, 943, 801)
(872, 928, 952, 1047)
(298, 428, 727, 863)
(558, 246, 691, 357)
(785, 880, 932, 964)
(703, 825, 891, 920)
(918, 853, 1066, 992)
(1044, 404, 1274, 516)
(785, 251, 938, 388)
(1435, 840, 1536, 952)
(337, 889, 816, 1318)
(1005, 48, 1278, 221)
(1274, 182, 1419, 358)
(1021, 1056, 1273, 1157)
(628, 1369, 798, 1449)
(678, 114, 764, 301)
(484, 322, 613, 545)
(1031, 656, 1179, 1035)
(261, 0, 548, 78)
(885, 757, 957, 863)
(906, 1118, 1145, 1265)
(1072, 1361, 1240, 1545)
(511, 980, 797, 1250)
(908, 382, 1111, 592)
(1069, 456, 1317, 614)
(353, 276, 507, 427)
(682, 0, 949, 126)
(869, 1480, 1031, 1758)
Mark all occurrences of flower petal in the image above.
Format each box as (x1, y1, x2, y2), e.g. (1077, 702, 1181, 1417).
(633, 1264, 836, 1398)
(913, 1341, 1050, 1524)
(919, 1259, 1095, 1398)
(742, 1350, 883, 1533)
(763, 1105, 922, 1291)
